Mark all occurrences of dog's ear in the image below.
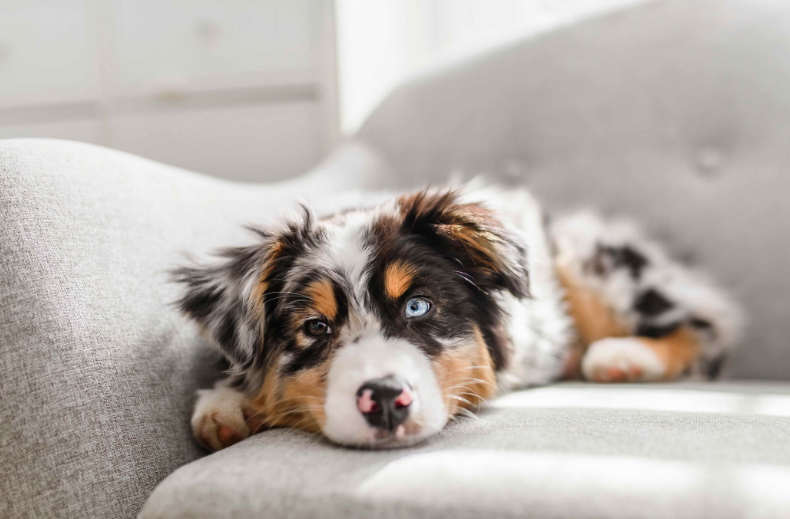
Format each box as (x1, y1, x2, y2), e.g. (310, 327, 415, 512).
(171, 240, 273, 371)
(399, 189, 529, 298)
(171, 213, 315, 372)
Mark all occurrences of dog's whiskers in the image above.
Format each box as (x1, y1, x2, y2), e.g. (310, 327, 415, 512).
(444, 365, 494, 375)
(455, 407, 481, 421)
(445, 377, 497, 388)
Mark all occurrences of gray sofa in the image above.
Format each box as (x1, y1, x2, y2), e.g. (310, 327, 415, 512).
(2, 0, 789, 517)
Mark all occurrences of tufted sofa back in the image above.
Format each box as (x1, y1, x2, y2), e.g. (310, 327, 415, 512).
(349, 0, 790, 380)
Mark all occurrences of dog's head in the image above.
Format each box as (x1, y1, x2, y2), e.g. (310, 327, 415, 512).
(174, 189, 529, 447)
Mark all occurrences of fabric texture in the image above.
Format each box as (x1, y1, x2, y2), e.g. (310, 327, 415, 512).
(139, 382, 790, 519)
(3, 0, 790, 517)
(0, 139, 373, 518)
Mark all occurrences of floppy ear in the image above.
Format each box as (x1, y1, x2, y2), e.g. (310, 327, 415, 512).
(172, 209, 321, 374)
(171, 237, 274, 371)
(399, 189, 530, 298)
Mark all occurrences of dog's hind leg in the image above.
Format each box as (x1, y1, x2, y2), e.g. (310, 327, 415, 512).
(580, 328, 700, 382)
(551, 212, 743, 382)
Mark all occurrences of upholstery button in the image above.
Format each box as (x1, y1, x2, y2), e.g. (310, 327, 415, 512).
(196, 19, 221, 43)
(695, 147, 724, 175)
(504, 159, 524, 178)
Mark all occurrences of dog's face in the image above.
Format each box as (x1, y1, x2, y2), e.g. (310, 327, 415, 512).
(175, 190, 529, 447)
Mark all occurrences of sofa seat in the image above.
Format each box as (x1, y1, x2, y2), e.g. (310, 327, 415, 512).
(140, 382, 790, 519)
(5, 1, 790, 517)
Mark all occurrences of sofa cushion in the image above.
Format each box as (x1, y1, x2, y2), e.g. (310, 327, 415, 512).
(139, 382, 790, 519)
(356, 0, 790, 380)
(0, 139, 379, 519)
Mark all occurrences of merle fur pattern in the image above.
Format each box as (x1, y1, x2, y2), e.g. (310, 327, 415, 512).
(172, 190, 531, 391)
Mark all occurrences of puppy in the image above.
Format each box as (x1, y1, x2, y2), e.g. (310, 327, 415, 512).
(173, 186, 741, 450)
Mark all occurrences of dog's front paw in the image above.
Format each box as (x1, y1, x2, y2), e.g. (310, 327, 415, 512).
(192, 386, 258, 451)
(581, 337, 666, 382)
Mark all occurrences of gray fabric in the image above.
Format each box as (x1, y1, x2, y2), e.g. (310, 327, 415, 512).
(4, 0, 790, 517)
(139, 382, 790, 519)
(353, 0, 790, 380)
(0, 139, 373, 518)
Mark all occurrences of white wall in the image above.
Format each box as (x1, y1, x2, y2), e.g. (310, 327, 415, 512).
(335, 0, 652, 135)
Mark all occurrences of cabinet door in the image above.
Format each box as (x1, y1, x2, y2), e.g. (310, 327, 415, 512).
(111, 0, 322, 95)
(110, 102, 322, 182)
(0, 119, 101, 143)
(0, 0, 98, 107)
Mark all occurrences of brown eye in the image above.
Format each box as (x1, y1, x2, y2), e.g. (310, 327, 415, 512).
(305, 319, 332, 336)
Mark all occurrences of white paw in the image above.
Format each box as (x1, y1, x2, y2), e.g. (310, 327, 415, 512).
(581, 337, 666, 383)
(191, 386, 255, 451)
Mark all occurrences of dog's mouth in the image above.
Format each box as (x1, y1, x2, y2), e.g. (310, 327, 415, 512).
(371, 419, 432, 446)
(329, 418, 440, 449)
(373, 424, 410, 442)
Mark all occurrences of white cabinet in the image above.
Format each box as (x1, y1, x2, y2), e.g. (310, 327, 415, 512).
(0, 0, 336, 182)
(111, 0, 321, 95)
(110, 102, 321, 182)
(0, 0, 98, 107)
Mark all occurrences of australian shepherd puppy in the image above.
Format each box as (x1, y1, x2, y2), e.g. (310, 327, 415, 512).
(173, 186, 741, 450)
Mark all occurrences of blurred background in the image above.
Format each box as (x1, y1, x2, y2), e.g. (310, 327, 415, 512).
(0, 0, 645, 182)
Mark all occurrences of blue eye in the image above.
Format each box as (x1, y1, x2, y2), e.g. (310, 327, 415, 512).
(404, 298, 432, 318)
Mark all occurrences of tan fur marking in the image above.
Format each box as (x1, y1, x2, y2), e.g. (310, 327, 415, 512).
(385, 260, 417, 300)
(558, 265, 701, 381)
(243, 244, 330, 434)
(557, 265, 632, 379)
(250, 279, 268, 320)
(307, 278, 337, 321)
(248, 358, 327, 434)
(249, 240, 286, 320)
(397, 191, 507, 277)
(557, 265, 629, 346)
(432, 326, 498, 419)
(637, 327, 701, 380)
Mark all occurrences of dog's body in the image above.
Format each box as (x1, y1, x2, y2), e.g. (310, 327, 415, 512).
(174, 186, 741, 450)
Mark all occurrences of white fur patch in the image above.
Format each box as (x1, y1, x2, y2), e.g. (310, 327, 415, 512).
(191, 383, 250, 451)
(582, 337, 666, 382)
(323, 336, 447, 448)
(461, 185, 575, 389)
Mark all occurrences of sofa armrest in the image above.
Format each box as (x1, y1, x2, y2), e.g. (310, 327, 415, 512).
(0, 139, 320, 518)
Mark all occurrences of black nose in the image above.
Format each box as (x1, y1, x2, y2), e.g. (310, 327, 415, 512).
(356, 377, 412, 431)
